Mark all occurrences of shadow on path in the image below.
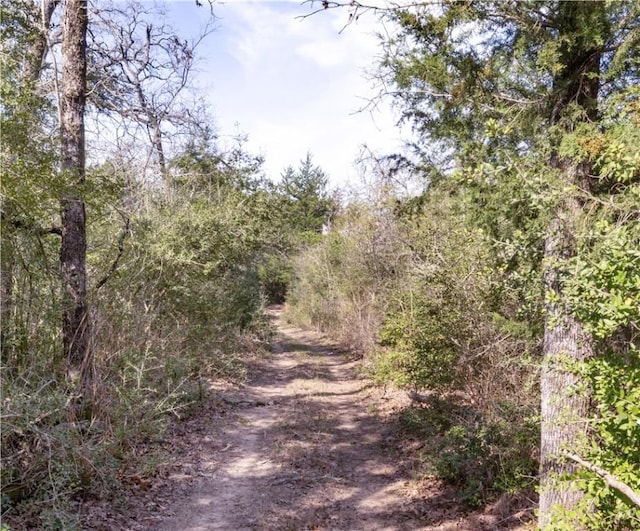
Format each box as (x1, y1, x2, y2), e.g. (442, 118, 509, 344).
(149, 306, 530, 531)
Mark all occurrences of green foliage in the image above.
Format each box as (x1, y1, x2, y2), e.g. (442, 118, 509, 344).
(288, 195, 407, 351)
(88, 142, 275, 396)
(549, 93, 640, 529)
(145, 191, 263, 328)
(376, 2, 640, 525)
(575, 351, 640, 530)
(559, 220, 640, 529)
(290, 179, 540, 505)
(257, 253, 293, 304)
(399, 401, 538, 508)
(1, 373, 121, 530)
(277, 152, 337, 239)
(2, 132, 276, 527)
(379, 288, 461, 390)
(568, 223, 640, 340)
(2, 0, 638, 527)
(1, 1, 285, 526)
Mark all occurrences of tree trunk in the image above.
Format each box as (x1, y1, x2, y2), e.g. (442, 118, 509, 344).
(539, 167, 594, 528)
(538, 2, 605, 526)
(60, 0, 91, 392)
(150, 115, 167, 177)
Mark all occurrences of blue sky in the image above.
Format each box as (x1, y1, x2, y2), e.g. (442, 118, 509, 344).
(165, 0, 405, 187)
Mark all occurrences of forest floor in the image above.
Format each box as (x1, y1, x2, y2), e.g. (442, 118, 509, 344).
(81, 305, 534, 530)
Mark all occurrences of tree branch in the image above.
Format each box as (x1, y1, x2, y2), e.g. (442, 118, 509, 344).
(2, 213, 62, 237)
(563, 451, 640, 508)
(94, 213, 130, 291)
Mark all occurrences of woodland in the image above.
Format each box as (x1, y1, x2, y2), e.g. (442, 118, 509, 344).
(1, 1, 639, 530)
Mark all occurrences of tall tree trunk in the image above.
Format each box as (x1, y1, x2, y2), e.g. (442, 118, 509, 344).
(60, 0, 91, 392)
(539, 165, 595, 528)
(538, 2, 604, 527)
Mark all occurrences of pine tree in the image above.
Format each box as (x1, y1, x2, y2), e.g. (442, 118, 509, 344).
(279, 152, 336, 236)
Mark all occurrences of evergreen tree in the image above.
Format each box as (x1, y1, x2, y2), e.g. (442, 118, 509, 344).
(375, 1, 639, 526)
(278, 152, 337, 236)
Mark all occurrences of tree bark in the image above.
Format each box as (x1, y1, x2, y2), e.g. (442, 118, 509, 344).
(539, 173, 594, 528)
(538, 2, 605, 527)
(60, 0, 91, 390)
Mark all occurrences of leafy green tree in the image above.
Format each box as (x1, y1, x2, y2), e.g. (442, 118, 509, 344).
(1, 2, 275, 524)
(250, 153, 338, 304)
(559, 95, 640, 529)
(0, 1, 60, 369)
(371, 0, 639, 526)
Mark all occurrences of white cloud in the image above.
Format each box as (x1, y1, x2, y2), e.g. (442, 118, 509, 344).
(168, 1, 405, 188)
(295, 39, 348, 68)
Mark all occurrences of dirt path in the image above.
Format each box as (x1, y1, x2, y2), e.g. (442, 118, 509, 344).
(153, 306, 421, 530)
(91, 306, 531, 530)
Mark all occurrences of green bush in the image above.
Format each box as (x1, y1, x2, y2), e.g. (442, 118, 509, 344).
(291, 182, 541, 507)
(572, 351, 640, 530)
(400, 402, 539, 507)
(287, 198, 408, 352)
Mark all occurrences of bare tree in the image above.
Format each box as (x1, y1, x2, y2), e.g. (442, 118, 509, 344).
(86, 0, 215, 178)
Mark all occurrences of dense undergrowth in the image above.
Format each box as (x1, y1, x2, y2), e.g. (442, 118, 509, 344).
(288, 155, 640, 523)
(1, 9, 336, 525)
(2, 74, 335, 528)
(287, 181, 542, 507)
(2, 2, 640, 529)
(286, 90, 640, 527)
(1, 151, 271, 529)
(286, 5, 640, 525)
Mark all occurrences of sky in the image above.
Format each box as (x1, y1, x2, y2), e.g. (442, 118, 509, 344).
(165, 0, 406, 187)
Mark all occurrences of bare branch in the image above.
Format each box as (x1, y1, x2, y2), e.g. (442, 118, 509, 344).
(94, 211, 131, 291)
(86, 0, 216, 176)
(297, 1, 443, 25)
(563, 451, 640, 508)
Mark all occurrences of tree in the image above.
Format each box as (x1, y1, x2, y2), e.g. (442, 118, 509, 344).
(538, 4, 604, 523)
(353, 0, 639, 526)
(252, 153, 337, 303)
(59, 0, 91, 392)
(87, 0, 214, 178)
(279, 152, 337, 236)
(0, 1, 60, 365)
(2, 2, 266, 525)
